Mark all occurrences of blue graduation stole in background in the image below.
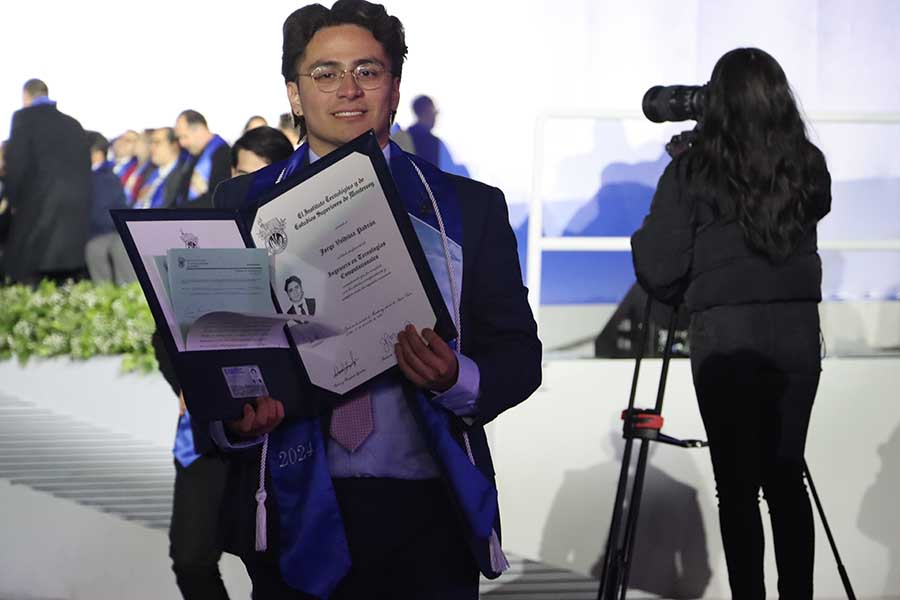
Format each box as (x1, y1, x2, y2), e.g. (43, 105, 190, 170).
(186, 134, 227, 203)
(113, 156, 138, 180)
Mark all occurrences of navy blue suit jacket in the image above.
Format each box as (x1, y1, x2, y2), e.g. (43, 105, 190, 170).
(212, 143, 541, 565)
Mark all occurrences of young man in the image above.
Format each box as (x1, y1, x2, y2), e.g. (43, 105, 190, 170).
(211, 2, 541, 598)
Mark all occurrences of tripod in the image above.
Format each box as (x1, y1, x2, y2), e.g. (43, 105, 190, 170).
(596, 297, 857, 600)
(596, 296, 705, 600)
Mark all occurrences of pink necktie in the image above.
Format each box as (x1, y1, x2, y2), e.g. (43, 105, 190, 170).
(330, 389, 373, 452)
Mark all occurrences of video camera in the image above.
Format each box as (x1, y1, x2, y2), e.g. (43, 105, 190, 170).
(641, 84, 706, 157)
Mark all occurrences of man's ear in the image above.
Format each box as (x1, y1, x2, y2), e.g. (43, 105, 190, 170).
(287, 82, 303, 119)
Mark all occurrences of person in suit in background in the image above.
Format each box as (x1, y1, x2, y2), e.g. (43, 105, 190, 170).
(132, 127, 186, 210)
(210, 2, 542, 598)
(172, 110, 231, 208)
(111, 130, 140, 184)
(122, 129, 155, 206)
(83, 131, 134, 285)
(407, 94, 441, 166)
(157, 120, 296, 600)
(2, 78, 92, 286)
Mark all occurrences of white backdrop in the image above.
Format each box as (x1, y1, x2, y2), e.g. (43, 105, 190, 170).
(3, 0, 900, 214)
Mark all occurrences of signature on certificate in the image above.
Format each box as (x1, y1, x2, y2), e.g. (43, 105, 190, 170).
(380, 331, 398, 355)
(333, 350, 360, 379)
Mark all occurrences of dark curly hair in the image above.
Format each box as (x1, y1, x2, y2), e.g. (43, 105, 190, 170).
(282, 1, 407, 131)
(686, 48, 831, 263)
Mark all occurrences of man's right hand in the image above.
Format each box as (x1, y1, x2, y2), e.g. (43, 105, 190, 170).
(226, 396, 285, 438)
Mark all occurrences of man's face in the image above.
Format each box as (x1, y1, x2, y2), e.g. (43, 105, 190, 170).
(150, 130, 178, 166)
(286, 280, 304, 303)
(114, 131, 138, 159)
(21, 91, 32, 108)
(134, 133, 151, 163)
(287, 24, 400, 156)
(174, 117, 203, 156)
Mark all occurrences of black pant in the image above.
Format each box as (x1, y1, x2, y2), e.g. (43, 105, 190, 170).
(244, 478, 479, 600)
(170, 454, 231, 600)
(690, 303, 820, 600)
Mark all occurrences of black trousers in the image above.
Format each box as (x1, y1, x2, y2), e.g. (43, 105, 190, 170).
(690, 303, 820, 600)
(170, 454, 231, 600)
(244, 478, 480, 600)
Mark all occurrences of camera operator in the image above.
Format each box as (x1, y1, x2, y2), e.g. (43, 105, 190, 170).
(631, 48, 831, 599)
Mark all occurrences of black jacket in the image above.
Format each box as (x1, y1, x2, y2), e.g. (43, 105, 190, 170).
(631, 154, 831, 312)
(3, 103, 91, 281)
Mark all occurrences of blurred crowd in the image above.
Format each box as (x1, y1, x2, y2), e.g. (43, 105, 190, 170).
(0, 78, 452, 287)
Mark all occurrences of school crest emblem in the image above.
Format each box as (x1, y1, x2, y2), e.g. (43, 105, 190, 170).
(256, 217, 288, 255)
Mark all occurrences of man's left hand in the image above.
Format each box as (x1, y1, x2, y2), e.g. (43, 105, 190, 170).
(395, 324, 459, 393)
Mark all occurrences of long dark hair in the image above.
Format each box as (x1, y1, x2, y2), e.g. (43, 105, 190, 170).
(688, 48, 830, 262)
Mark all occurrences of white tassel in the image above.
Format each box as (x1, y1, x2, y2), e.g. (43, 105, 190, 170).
(255, 434, 269, 551)
(489, 528, 510, 574)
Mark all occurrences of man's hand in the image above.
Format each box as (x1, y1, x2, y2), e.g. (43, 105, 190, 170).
(226, 396, 285, 438)
(395, 324, 459, 393)
(178, 391, 186, 417)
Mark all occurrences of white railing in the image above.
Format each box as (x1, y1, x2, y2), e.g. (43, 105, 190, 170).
(526, 112, 900, 321)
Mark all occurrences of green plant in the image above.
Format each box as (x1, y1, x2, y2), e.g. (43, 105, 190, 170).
(0, 280, 157, 372)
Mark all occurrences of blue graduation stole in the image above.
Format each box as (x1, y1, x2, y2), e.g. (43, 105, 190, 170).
(186, 134, 227, 203)
(29, 96, 56, 108)
(244, 143, 351, 599)
(389, 150, 501, 545)
(133, 166, 161, 208)
(242, 142, 500, 598)
(173, 411, 202, 468)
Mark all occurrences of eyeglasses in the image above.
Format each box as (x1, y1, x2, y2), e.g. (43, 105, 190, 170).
(298, 63, 390, 93)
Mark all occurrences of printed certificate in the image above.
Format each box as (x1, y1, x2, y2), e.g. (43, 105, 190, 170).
(249, 133, 455, 395)
(112, 131, 455, 419)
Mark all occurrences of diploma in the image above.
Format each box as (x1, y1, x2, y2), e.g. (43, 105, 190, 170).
(111, 132, 455, 420)
(249, 132, 456, 395)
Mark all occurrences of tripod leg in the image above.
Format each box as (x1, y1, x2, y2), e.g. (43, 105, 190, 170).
(617, 305, 680, 599)
(804, 460, 857, 600)
(598, 436, 636, 600)
(618, 439, 652, 600)
(598, 295, 654, 600)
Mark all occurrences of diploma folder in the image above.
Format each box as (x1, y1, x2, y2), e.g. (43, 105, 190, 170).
(114, 131, 457, 422)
